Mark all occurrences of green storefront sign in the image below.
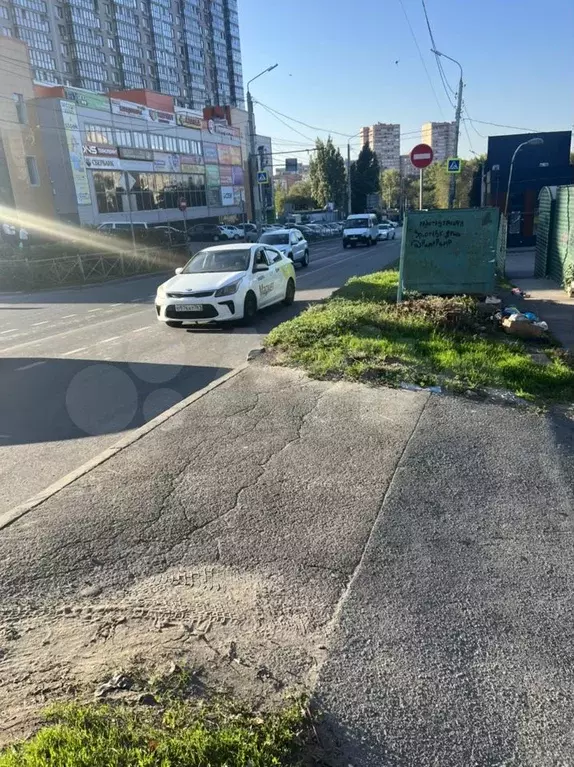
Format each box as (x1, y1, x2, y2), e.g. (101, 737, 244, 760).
(64, 88, 110, 112)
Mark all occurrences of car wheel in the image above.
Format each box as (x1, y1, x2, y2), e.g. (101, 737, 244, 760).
(343, 241, 348, 249)
(301, 250, 309, 268)
(241, 291, 258, 325)
(166, 320, 183, 328)
(283, 278, 295, 306)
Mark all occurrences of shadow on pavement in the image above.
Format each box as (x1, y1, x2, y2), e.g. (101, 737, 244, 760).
(0, 357, 230, 446)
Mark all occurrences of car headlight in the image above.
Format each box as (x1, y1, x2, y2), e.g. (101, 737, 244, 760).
(215, 280, 241, 298)
(156, 284, 167, 299)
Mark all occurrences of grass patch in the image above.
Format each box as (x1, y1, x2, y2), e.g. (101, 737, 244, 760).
(268, 270, 574, 403)
(0, 699, 311, 767)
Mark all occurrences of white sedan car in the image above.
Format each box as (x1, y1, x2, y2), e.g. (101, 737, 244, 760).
(155, 243, 296, 327)
(377, 223, 396, 240)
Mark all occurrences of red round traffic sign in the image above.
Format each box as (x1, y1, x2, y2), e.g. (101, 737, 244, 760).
(410, 143, 434, 169)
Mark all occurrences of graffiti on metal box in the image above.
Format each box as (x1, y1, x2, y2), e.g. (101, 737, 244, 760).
(412, 219, 464, 249)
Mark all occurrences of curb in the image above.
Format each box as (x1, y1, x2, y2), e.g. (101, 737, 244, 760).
(0, 363, 248, 532)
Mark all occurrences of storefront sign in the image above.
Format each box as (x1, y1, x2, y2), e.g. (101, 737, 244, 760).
(181, 162, 205, 174)
(118, 147, 154, 161)
(220, 186, 234, 206)
(60, 100, 91, 205)
(217, 144, 232, 165)
(231, 165, 244, 185)
(175, 110, 203, 130)
(206, 188, 220, 207)
(203, 144, 218, 163)
(149, 109, 175, 126)
(205, 164, 220, 188)
(64, 89, 110, 112)
(208, 118, 240, 138)
(233, 186, 245, 206)
(153, 153, 181, 172)
(84, 156, 121, 170)
(111, 99, 147, 119)
(219, 165, 233, 185)
(83, 145, 119, 157)
(229, 145, 242, 165)
(180, 153, 203, 167)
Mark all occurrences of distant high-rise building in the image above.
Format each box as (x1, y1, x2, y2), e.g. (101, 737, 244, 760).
(360, 123, 400, 171)
(421, 122, 457, 163)
(400, 155, 418, 179)
(0, 0, 244, 110)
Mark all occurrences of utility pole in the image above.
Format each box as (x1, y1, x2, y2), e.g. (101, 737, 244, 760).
(431, 49, 463, 210)
(246, 64, 278, 236)
(347, 142, 352, 216)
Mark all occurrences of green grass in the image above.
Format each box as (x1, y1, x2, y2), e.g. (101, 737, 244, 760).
(267, 269, 574, 403)
(0, 700, 310, 767)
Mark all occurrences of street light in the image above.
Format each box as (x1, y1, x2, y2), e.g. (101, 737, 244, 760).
(246, 64, 278, 234)
(431, 48, 463, 209)
(504, 137, 544, 220)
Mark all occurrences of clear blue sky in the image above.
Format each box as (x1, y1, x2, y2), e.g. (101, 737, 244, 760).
(238, 0, 574, 165)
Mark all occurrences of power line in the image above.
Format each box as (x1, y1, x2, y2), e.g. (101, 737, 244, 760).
(253, 99, 357, 139)
(420, 0, 456, 108)
(256, 102, 316, 143)
(396, 0, 446, 120)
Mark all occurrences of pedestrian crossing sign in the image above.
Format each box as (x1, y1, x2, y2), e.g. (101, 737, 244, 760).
(257, 171, 269, 184)
(447, 158, 462, 174)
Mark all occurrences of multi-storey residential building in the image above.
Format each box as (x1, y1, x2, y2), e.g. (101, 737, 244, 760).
(359, 123, 400, 171)
(400, 154, 418, 179)
(0, 0, 244, 110)
(421, 121, 456, 163)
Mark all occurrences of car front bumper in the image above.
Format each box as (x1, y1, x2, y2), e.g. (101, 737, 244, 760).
(155, 295, 242, 323)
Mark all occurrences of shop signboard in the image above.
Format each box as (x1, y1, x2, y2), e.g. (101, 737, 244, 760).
(83, 145, 119, 157)
(203, 144, 218, 163)
(175, 110, 204, 130)
(205, 164, 220, 188)
(233, 186, 245, 206)
(217, 144, 232, 165)
(229, 145, 242, 165)
(60, 100, 91, 205)
(149, 109, 175, 126)
(84, 155, 121, 170)
(153, 153, 181, 172)
(180, 154, 204, 172)
(220, 186, 234, 206)
(207, 188, 220, 207)
(231, 165, 244, 185)
(219, 165, 233, 185)
(111, 99, 147, 120)
(64, 89, 110, 112)
(118, 147, 154, 161)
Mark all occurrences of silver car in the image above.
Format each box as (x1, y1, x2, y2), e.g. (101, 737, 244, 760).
(258, 228, 309, 267)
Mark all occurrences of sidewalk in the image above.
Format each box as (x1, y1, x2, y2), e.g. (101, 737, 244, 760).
(1, 364, 573, 764)
(506, 248, 574, 349)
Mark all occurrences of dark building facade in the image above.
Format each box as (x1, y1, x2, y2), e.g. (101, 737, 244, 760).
(485, 131, 573, 247)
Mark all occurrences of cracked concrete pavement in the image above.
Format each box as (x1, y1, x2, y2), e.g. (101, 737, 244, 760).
(1, 364, 574, 765)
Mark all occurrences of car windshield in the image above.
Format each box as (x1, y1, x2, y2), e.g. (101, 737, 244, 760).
(182, 248, 251, 274)
(260, 233, 289, 245)
(379, 224, 390, 229)
(345, 219, 370, 229)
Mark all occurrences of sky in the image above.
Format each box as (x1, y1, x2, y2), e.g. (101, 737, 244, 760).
(238, 0, 574, 167)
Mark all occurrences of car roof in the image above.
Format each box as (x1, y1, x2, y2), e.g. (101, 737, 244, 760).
(197, 243, 259, 252)
(261, 228, 291, 235)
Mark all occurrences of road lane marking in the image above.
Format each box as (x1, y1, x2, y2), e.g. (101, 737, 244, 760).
(100, 336, 121, 344)
(61, 314, 77, 319)
(16, 360, 47, 371)
(132, 327, 148, 333)
(32, 321, 49, 326)
(88, 307, 103, 313)
(0, 329, 18, 334)
(63, 347, 87, 356)
(0, 308, 146, 354)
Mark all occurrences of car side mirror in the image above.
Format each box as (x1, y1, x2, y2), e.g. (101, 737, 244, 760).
(255, 263, 269, 272)
(175, 267, 183, 274)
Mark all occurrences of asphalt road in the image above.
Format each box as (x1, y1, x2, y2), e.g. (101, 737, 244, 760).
(0, 234, 400, 513)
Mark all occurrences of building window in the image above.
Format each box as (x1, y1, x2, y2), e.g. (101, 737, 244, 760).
(13, 93, 27, 124)
(25, 156, 40, 186)
(0, 6, 9, 19)
(1, 26, 11, 35)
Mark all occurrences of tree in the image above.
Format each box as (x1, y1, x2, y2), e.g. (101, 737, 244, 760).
(308, 137, 347, 211)
(284, 180, 318, 211)
(274, 185, 286, 217)
(350, 144, 380, 213)
(379, 169, 401, 209)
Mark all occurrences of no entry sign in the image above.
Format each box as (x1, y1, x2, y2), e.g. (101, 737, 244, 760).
(410, 144, 434, 169)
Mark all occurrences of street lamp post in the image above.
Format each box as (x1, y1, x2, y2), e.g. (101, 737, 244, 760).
(504, 138, 544, 224)
(246, 64, 278, 235)
(431, 49, 463, 209)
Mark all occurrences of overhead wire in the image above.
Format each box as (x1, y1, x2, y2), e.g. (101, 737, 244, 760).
(396, 0, 446, 120)
(420, 0, 456, 109)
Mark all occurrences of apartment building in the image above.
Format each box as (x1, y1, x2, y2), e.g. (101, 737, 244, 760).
(359, 123, 400, 171)
(0, 0, 244, 110)
(400, 154, 418, 179)
(421, 121, 456, 163)
(0, 37, 54, 220)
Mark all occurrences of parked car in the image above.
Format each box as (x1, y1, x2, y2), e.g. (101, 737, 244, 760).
(378, 223, 396, 240)
(188, 223, 239, 242)
(155, 243, 297, 326)
(259, 228, 309, 267)
(236, 222, 258, 242)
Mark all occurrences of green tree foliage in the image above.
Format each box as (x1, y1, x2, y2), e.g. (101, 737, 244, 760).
(350, 144, 380, 213)
(283, 180, 318, 211)
(308, 137, 347, 211)
(379, 169, 401, 209)
(404, 157, 486, 211)
(274, 185, 286, 217)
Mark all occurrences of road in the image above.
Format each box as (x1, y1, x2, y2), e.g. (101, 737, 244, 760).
(0, 234, 400, 513)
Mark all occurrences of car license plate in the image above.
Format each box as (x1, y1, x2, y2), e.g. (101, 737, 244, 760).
(175, 304, 202, 312)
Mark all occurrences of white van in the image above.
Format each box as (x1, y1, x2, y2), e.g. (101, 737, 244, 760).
(342, 214, 379, 248)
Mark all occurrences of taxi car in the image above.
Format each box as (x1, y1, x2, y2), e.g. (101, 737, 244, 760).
(155, 243, 296, 327)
